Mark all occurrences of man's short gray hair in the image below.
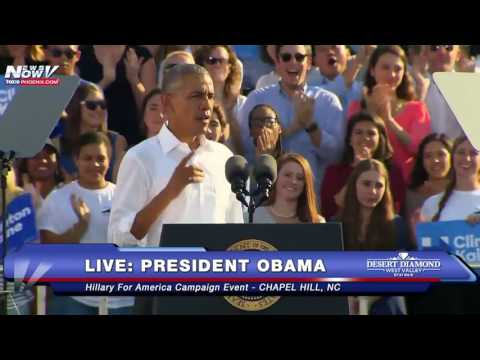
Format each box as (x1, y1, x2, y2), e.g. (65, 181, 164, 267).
(161, 63, 210, 93)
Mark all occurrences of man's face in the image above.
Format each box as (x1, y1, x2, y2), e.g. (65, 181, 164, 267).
(276, 45, 310, 90)
(163, 74, 215, 139)
(45, 45, 80, 75)
(426, 45, 459, 73)
(314, 45, 348, 79)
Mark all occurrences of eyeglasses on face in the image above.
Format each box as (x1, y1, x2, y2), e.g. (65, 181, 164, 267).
(206, 56, 228, 65)
(279, 52, 307, 63)
(250, 117, 278, 129)
(82, 100, 107, 111)
(49, 48, 77, 60)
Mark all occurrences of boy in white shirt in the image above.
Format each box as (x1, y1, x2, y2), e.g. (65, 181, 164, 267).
(38, 132, 133, 315)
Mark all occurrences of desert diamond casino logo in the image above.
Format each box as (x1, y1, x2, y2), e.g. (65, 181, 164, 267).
(366, 252, 442, 278)
(4, 65, 60, 87)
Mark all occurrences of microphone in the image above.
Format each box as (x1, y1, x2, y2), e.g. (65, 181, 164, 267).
(225, 155, 249, 207)
(253, 154, 277, 204)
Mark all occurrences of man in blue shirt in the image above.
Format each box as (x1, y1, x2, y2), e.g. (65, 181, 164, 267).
(239, 45, 345, 197)
(309, 45, 363, 110)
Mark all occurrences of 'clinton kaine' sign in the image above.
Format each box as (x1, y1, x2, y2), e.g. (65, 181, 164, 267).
(417, 220, 480, 268)
(0, 193, 38, 257)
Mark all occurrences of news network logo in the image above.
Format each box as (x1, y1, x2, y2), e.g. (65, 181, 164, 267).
(4, 65, 60, 86)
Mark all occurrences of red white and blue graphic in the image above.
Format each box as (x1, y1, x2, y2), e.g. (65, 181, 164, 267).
(3, 244, 477, 296)
(4, 65, 60, 86)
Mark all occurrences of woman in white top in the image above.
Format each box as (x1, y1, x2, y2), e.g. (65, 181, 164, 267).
(421, 136, 480, 223)
(254, 153, 325, 224)
(417, 136, 480, 314)
(194, 45, 246, 155)
(38, 132, 133, 315)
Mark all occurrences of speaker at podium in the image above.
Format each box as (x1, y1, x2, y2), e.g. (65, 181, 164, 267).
(141, 223, 350, 315)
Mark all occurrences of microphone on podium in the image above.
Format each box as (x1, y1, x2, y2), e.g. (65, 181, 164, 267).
(225, 154, 278, 223)
(253, 154, 277, 205)
(225, 155, 249, 208)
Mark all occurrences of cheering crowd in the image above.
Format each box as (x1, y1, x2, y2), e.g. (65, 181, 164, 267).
(1, 44, 479, 315)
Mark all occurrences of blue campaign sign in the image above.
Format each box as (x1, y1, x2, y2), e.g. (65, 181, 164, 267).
(0, 193, 38, 256)
(0, 75, 18, 119)
(416, 220, 480, 268)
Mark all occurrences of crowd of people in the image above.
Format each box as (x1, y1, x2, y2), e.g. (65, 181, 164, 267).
(1, 44, 479, 315)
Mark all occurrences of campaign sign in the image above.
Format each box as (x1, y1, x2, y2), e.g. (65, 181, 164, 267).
(416, 220, 480, 268)
(0, 193, 38, 256)
(0, 75, 17, 118)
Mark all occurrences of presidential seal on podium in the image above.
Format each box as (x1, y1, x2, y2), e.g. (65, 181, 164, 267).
(224, 239, 281, 311)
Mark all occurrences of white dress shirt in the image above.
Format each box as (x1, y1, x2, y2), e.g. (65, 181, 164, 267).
(108, 125, 244, 247)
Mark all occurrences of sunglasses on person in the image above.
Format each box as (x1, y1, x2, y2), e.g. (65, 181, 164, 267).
(206, 56, 228, 65)
(279, 52, 307, 63)
(49, 48, 78, 60)
(430, 45, 455, 52)
(250, 117, 278, 129)
(82, 100, 107, 111)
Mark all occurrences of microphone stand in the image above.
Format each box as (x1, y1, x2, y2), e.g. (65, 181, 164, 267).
(233, 177, 273, 224)
(248, 177, 273, 224)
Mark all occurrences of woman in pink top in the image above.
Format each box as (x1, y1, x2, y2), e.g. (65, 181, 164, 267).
(347, 45, 431, 182)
